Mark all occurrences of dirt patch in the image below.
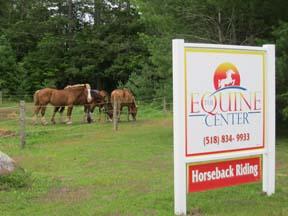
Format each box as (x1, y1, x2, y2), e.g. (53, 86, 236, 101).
(0, 129, 15, 137)
(140, 118, 172, 128)
(39, 186, 92, 204)
(276, 161, 287, 169)
(12, 156, 25, 164)
(189, 208, 203, 216)
(0, 108, 18, 119)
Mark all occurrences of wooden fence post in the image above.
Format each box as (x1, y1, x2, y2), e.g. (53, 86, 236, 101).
(113, 100, 118, 131)
(0, 91, 2, 105)
(19, 100, 26, 148)
(163, 96, 167, 113)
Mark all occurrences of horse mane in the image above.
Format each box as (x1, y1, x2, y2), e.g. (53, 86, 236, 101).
(91, 89, 100, 94)
(124, 88, 137, 97)
(65, 84, 91, 89)
(123, 88, 137, 106)
(33, 90, 40, 105)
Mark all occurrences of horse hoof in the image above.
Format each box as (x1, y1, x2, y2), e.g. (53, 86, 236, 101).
(63, 119, 69, 124)
(86, 117, 93, 124)
(32, 119, 38, 125)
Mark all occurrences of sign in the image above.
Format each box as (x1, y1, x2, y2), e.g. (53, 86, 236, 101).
(188, 157, 261, 192)
(172, 40, 275, 215)
(185, 48, 265, 156)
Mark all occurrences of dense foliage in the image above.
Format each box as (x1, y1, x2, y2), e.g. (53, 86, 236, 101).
(0, 0, 288, 120)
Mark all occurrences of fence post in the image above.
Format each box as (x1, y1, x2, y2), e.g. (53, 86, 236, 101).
(19, 100, 26, 148)
(113, 100, 118, 131)
(0, 91, 2, 105)
(163, 96, 167, 113)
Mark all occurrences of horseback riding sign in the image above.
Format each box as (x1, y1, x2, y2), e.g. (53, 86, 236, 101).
(172, 40, 275, 215)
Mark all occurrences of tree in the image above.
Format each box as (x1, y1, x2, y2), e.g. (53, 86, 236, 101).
(272, 22, 288, 121)
(0, 34, 29, 97)
(127, 0, 288, 101)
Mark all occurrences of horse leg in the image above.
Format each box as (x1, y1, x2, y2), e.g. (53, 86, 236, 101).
(105, 103, 113, 122)
(51, 107, 60, 124)
(118, 104, 122, 122)
(98, 107, 102, 122)
(105, 109, 109, 122)
(84, 105, 92, 123)
(66, 106, 73, 125)
(40, 106, 48, 125)
(127, 106, 130, 122)
(83, 106, 88, 123)
(32, 105, 41, 125)
(90, 105, 95, 123)
(59, 106, 65, 123)
(103, 106, 109, 122)
(86, 108, 92, 124)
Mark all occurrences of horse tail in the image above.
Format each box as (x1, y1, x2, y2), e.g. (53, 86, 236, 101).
(33, 90, 40, 105)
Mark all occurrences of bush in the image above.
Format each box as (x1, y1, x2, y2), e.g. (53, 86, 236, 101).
(0, 168, 33, 191)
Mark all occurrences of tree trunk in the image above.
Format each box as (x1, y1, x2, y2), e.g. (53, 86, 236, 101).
(94, 0, 101, 26)
(217, 9, 223, 43)
(231, 8, 237, 44)
(20, 0, 26, 20)
(67, 0, 73, 33)
(126, 1, 130, 10)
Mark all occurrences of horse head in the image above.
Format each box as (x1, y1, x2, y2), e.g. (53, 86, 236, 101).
(226, 69, 235, 78)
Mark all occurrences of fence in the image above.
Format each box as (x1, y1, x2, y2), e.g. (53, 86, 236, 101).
(0, 96, 173, 148)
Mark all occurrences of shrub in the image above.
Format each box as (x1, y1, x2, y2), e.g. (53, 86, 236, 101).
(0, 168, 33, 191)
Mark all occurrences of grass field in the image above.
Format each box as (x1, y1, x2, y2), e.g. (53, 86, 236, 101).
(0, 102, 288, 216)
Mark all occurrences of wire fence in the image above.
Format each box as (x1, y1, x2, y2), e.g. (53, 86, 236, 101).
(0, 96, 173, 148)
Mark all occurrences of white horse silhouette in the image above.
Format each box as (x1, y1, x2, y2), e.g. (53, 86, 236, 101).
(218, 69, 235, 89)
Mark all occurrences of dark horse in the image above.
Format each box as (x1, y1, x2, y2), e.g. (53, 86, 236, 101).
(110, 89, 137, 121)
(85, 90, 113, 122)
(32, 84, 92, 125)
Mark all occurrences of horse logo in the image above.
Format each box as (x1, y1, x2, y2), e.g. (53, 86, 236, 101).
(218, 69, 236, 89)
(213, 62, 240, 90)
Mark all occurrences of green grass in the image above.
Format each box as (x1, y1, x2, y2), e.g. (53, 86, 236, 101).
(0, 102, 288, 216)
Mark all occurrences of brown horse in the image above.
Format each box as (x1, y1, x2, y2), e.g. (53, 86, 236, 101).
(110, 89, 137, 121)
(84, 90, 108, 114)
(58, 88, 109, 123)
(86, 90, 113, 121)
(33, 84, 92, 125)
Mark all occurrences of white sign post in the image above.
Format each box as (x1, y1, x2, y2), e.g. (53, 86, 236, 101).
(173, 39, 275, 215)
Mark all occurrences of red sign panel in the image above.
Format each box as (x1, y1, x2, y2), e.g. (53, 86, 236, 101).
(188, 157, 261, 192)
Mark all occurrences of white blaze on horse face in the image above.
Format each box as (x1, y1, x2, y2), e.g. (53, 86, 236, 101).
(86, 84, 92, 103)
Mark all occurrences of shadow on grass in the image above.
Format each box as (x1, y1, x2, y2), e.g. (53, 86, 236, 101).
(276, 124, 288, 144)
